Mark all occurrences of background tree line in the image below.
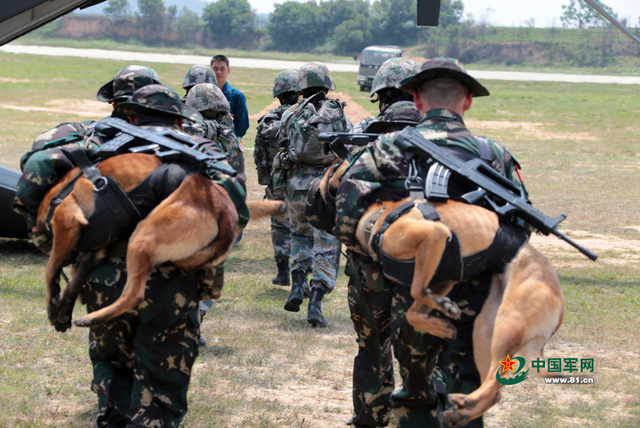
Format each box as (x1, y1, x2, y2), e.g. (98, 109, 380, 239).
(77, 0, 640, 67)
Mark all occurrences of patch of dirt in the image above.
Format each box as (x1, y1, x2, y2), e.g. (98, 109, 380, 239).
(0, 77, 31, 83)
(0, 99, 111, 118)
(249, 92, 373, 126)
(465, 118, 599, 142)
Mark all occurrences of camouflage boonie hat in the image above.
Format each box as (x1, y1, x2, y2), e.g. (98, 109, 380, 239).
(370, 57, 420, 97)
(365, 101, 421, 133)
(272, 69, 299, 98)
(97, 65, 161, 103)
(182, 64, 217, 91)
(113, 84, 193, 121)
(398, 57, 489, 97)
(184, 83, 230, 113)
(295, 62, 335, 92)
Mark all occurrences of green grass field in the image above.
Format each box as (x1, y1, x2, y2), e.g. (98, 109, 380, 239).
(1, 51, 640, 427)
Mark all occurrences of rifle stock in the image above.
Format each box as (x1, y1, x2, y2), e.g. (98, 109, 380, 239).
(317, 132, 380, 159)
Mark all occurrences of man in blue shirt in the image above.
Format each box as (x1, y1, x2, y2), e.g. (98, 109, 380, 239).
(211, 54, 250, 139)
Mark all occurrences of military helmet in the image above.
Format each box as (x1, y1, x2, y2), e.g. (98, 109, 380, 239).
(398, 57, 489, 97)
(182, 64, 217, 91)
(272, 69, 299, 98)
(184, 83, 230, 113)
(113, 84, 193, 121)
(365, 101, 421, 133)
(97, 65, 161, 103)
(295, 62, 335, 92)
(370, 57, 420, 97)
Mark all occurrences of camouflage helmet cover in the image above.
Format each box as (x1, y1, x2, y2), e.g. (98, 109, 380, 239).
(370, 57, 420, 97)
(272, 69, 299, 98)
(113, 84, 193, 121)
(365, 101, 421, 133)
(182, 64, 217, 90)
(398, 57, 490, 97)
(184, 83, 231, 113)
(97, 65, 161, 103)
(295, 62, 335, 92)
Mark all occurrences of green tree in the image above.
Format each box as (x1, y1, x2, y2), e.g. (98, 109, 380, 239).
(203, 0, 258, 49)
(317, 0, 370, 37)
(173, 7, 202, 45)
(561, 0, 616, 28)
(104, 0, 130, 21)
(266, 1, 321, 52)
(138, 0, 165, 38)
(332, 13, 371, 55)
(369, 0, 418, 46)
(439, 0, 464, 28)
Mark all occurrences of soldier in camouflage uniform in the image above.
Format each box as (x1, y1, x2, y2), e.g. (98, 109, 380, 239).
(13, 65, 161, 254)
(278, 62, 352, 327)
(332, 58, 526, 427)
(254, 70, 299, 286)
(85, 84, 248, 427)
(183, 83, 246, 181)
(351, 57, 420, 133)
(181, 64, 217, 100)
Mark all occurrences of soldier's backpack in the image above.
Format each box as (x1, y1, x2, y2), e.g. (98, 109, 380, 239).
(286, 93, 350, 166)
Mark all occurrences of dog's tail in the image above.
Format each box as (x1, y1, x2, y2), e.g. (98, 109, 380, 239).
(246, 200, 286, 221)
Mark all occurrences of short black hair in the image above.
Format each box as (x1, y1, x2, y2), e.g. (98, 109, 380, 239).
(211, 55, 229, 67)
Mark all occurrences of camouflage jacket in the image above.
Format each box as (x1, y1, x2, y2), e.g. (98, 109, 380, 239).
(254, 104, 289, 185)
(334, 108, 526, 254)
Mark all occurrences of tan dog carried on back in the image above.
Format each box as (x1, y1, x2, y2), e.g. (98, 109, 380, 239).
(355, 196, 564, 426)
(315, 156, 564, 426)
(39, 152, 283, 332)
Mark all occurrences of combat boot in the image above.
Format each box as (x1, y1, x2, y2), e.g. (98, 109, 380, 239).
(284, 269, 310, 312)
(307, 282, 327, 328)
(272, 257, 290, 286)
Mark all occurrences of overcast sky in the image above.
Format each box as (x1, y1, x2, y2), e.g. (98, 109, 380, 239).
(233, 0, 640, 28)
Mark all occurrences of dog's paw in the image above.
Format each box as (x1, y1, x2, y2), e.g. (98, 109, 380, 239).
(436, 296, 461, 319)
(439, 409, 469, 427)
(73, 316, 96, 328)
(448, 393, 476, 410)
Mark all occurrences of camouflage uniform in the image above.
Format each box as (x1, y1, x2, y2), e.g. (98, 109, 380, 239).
(253, 70, 298, 282)
(184, 83, 246, 181)
(13, 65, 162, 254)
(84, 85, 247, 427)
(333, 59, 525, 427)
(279, 62, 351, 327)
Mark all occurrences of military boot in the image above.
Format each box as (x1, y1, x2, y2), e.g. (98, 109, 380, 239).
(272, 257, 290, 286)
(284, 269, 310, 312)
(307, 282, 327, 328)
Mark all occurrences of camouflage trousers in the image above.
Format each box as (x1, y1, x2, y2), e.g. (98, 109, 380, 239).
(286, 189, 340, 292)
(82, 254, 201, 428)
(346, 254, 488, 428)
(265, 184, 291, 260)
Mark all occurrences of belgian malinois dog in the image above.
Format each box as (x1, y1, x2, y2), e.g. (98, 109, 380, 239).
(318, 159, 564, 426)
(38, 153, 283, 332)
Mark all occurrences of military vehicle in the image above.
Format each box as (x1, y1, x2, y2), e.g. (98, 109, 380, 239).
(356, 45, 402, 92)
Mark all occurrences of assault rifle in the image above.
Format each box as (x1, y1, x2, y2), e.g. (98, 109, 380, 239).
(394, 127, 598, 261)
(94, 117, 236, 177)
(318, 132, 380, 160)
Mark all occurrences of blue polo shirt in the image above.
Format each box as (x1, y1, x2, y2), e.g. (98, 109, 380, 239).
(221, 81, 249, 139)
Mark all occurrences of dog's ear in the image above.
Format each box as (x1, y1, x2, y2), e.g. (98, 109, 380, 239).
(245, 201, 284, 220)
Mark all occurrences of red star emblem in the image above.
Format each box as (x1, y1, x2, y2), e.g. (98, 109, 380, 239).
(499, 355, 517, 374)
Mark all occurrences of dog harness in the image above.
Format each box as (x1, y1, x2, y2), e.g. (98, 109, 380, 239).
(366, 198, 528, 286)
(46, 149, 196, 252)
